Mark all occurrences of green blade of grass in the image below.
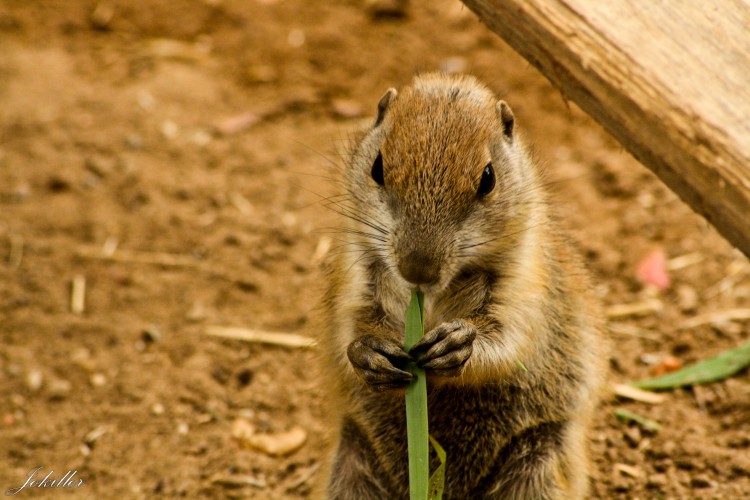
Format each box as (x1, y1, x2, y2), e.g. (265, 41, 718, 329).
(614, 409, 661, 432)
(404, 291, 428, 500)
(428, 435, 446, 500)
(631, 340, 750, 390)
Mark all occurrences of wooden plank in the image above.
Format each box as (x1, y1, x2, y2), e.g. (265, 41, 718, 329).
(462, 0, 750, 257)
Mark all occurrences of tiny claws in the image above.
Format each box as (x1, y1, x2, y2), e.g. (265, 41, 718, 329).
(409, 319, 476, 377)
(347, 335, 414, 391)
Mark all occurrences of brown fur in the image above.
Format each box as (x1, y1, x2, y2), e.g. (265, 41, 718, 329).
(318, 73, 604, 499)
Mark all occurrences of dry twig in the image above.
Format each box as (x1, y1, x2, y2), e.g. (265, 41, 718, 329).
(205, 326, 316, 348)
(605, 298, 663, 319)
(611, 383, 666, 404)
(71, 275, 86, 315)
(679, 309, 750, 330)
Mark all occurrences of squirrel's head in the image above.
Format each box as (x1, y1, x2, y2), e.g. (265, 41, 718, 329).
(343, 73, 537, 295)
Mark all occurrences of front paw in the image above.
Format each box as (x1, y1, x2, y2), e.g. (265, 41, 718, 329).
(409, 319, 476, 377)
(347, 335, 414, 391)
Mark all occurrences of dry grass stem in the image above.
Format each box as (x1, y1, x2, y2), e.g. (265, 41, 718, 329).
(614, 463, 643, 478)
(205, 326, 316, 348)
(71, 274, 86, 315)
(605, 298, 663, 319)
(666, 252, 704, 271)
(612, 383, 666, 404)
(102, 236, 119, 257)
(679, 308, 750, 329)
(608, 323, 660, 340)
(209, 474, 267, 489)
(229, 191, 254, 215)
(8, 234, 24, 267)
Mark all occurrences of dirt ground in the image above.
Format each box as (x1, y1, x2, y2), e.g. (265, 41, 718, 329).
(1, 0, 749, 498)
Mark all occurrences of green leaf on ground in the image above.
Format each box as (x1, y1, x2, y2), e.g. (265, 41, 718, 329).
(631, 340, 750, 390)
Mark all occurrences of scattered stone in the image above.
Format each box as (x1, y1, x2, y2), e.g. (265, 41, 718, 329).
(690, 474, 714, 488)
(287, 29, 305, 48)
(676, 284, 698, 312)
(675, 457, 696, 471)
(151, 403, 165, 415)
(652, 458, 672, 473)
(176, 422, 189, 435)
(71, 347, 96, 372)
(646, 473, 668, 489)
(232, 418, 307, 456)
(141, 325, 162, 344)
(623, 426, 642, 447)
(85, 155, 116, 178)
(612, 475, 631, 493)
(214, 112, 261, 136)
(47, 379, 72, 400)
(25, 370, 43, 392)
(124, 133, 144, 150)
(161, 120, 179, 139)
(210, 473, 267, 489)
(90, 1, 114, 30)
(90, 373, 107, 387)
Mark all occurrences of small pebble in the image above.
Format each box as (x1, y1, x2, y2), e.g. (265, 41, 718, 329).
(141, 325, 162, 344)
(287, 29, 305, 48)
(25, 370, 43, 392)
(690, 474, 714, 488)
(71, 347, 96, 372)
(47, 379, 72, 399)
(90, 373, 107, 387)
(161, 120, 179, 139)
(623, 426, 642, 448)
(151, 403, 165, 415)
(90, 1, 114, 29)
(124, 133, 144, 150)
(177, 422, 189, 435)
(676, 285, 698, 312)
(85, 155, 115, 178)
(647, 473, 668, 489)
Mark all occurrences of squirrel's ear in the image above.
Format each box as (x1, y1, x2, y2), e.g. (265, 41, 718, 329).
(375, 88, 398, 127)
(496, 100, 514, 141)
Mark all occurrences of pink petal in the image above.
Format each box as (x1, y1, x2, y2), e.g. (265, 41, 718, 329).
(636, 248, 671, 291)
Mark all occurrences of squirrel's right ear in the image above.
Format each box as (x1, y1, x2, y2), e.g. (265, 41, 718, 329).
(496, 100, 515, 141)
(374, 88, 398, 127)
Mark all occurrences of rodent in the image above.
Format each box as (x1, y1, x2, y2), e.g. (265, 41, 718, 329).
(318, 73, 604, 499)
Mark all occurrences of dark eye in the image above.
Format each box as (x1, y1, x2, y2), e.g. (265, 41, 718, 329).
(371, 151, 385, 186)
(477, 162, 495, 197)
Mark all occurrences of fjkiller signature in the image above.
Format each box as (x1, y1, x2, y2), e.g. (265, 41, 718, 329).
(5, 466, 84, 496)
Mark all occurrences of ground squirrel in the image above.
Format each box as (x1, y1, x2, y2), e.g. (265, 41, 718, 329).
(318, 73, 604, 499)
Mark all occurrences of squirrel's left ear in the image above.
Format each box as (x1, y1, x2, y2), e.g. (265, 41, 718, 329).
(374, 88, 398, 127)
(496, 100, 514, 141)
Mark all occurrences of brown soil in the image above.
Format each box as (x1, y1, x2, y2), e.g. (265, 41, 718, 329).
(1, 1, 749, 498)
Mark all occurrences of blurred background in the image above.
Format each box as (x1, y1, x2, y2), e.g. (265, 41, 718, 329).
(0, 0, 748, 497)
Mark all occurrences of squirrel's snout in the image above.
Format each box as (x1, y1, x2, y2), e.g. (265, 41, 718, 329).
(397, 250, 440, 286)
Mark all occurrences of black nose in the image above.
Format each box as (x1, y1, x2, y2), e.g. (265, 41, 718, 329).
(397, 250, 440, 285)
